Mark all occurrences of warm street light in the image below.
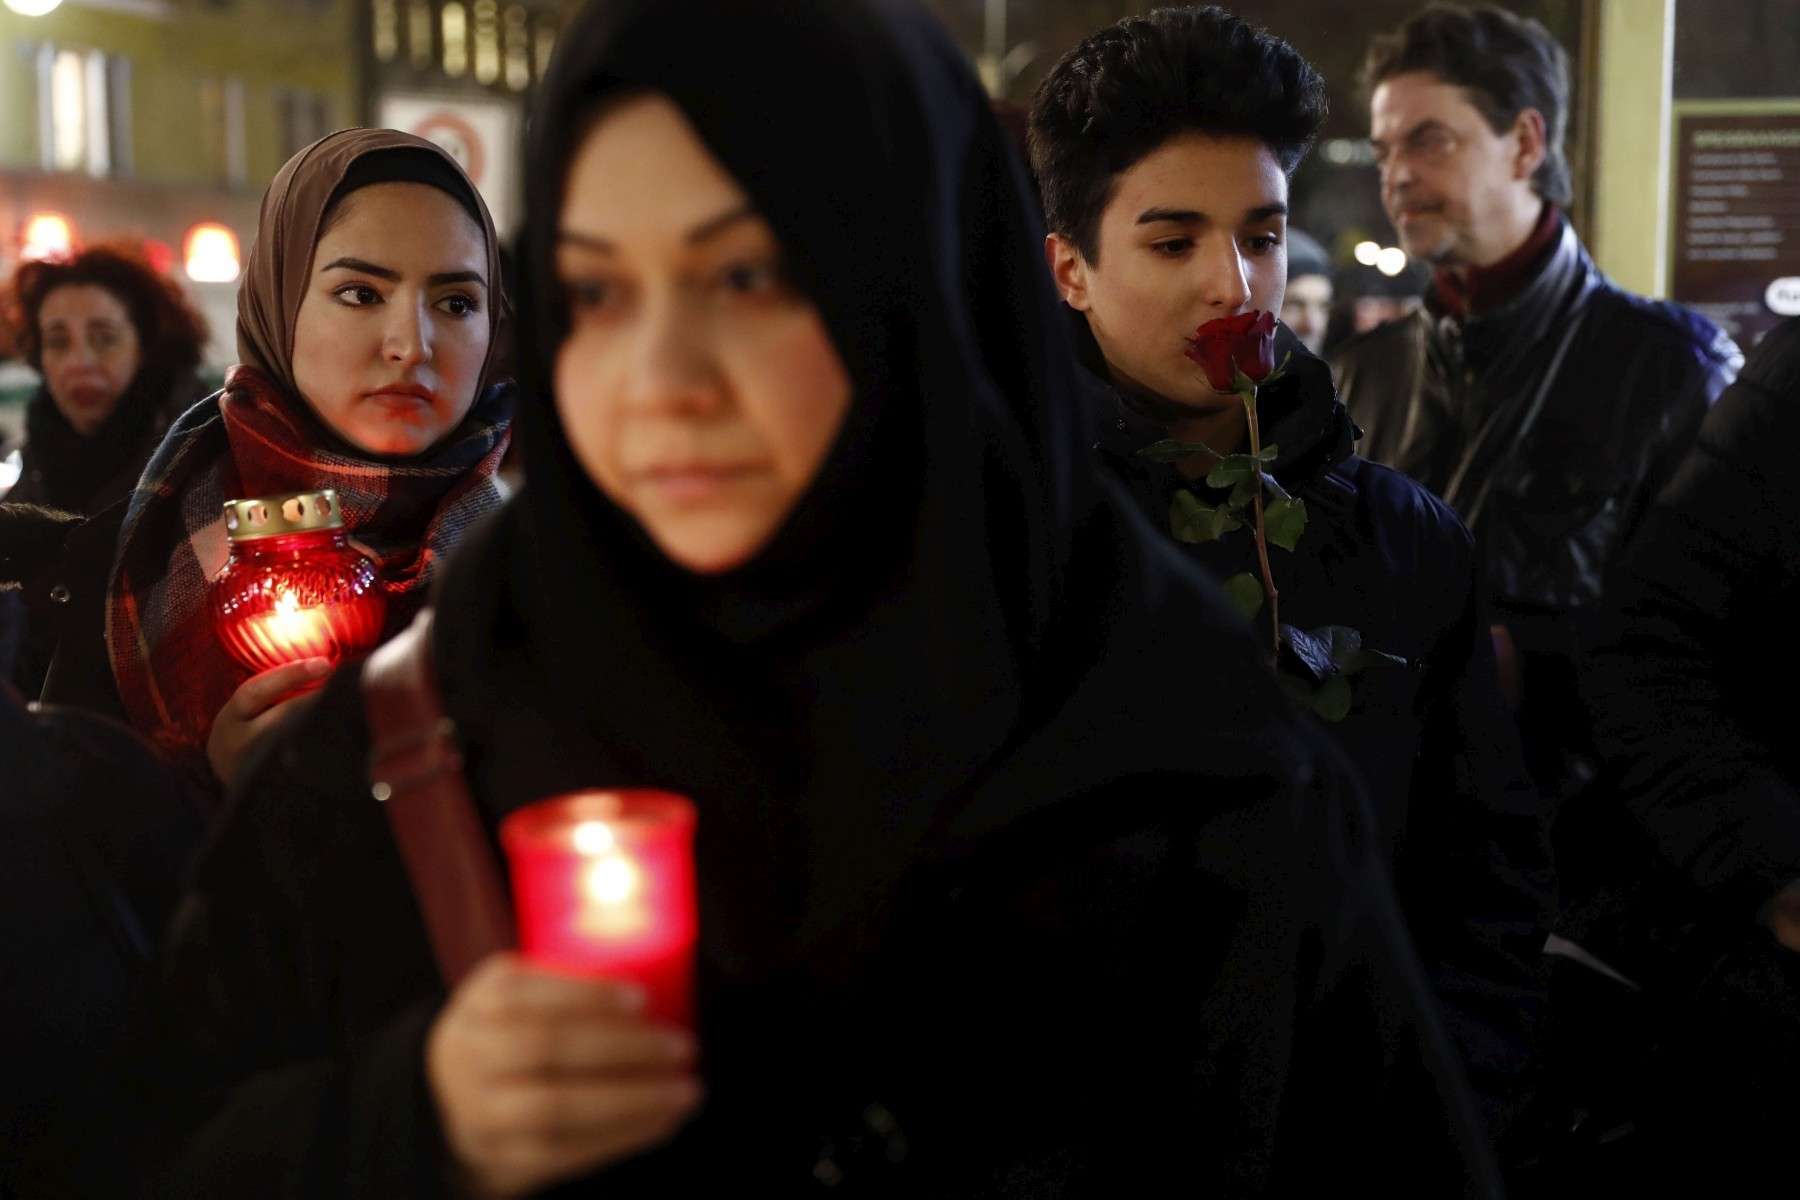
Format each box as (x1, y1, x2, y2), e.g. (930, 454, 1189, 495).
(183, 221, 241, 283)
(1353, 240, 1382, 267)
(4, 0, 64, 16)
(1375, 246, 1409, 277)
(21, 212, 75, 262)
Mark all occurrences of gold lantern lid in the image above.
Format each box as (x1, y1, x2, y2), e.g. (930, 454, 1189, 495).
(222, 489, 346, 541)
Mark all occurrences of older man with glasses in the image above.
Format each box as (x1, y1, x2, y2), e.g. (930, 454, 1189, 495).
(1333, 4, 1740, 817)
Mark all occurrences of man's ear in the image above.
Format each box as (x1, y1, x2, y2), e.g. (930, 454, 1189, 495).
(1046, 232, 1093, 311)
(1511, 107, 1548, 184)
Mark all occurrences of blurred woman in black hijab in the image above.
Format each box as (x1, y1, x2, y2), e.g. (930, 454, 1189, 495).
(134, 1, 1495, 1194)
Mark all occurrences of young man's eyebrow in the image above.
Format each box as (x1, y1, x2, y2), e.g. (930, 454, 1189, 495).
(1136, 203, 1287, 227)
(319, 256, 400, 280)
(1137, 207, 1207, 226)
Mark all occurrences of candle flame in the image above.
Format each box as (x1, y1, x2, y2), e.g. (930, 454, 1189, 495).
(573, 820, 615, 855)
(585, 855, 639, 906)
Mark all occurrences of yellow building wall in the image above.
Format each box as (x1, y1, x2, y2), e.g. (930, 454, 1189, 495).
(0, 0, 358, 188)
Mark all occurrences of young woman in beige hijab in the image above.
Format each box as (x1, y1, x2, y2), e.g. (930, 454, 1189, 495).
(41, 129, 512, 791)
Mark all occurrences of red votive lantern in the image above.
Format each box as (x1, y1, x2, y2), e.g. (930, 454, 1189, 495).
(501, 790, 699, 1028)
(211, 490, 387, 673)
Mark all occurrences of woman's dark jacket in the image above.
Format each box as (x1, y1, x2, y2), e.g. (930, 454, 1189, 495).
(1, 373, 206, 697)
(1334, 218, 1740, 803)
(1095, 337, 1552, 1133)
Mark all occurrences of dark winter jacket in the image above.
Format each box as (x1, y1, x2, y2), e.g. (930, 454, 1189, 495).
(1566, 317, 1800, 931)
(1545, 320, 1800, 1189)
(1095, 331, 1552, 1137)
(0, 682, 203, 1198)
(1, 374, 205, 697)
(1333, 217, 1740, 801)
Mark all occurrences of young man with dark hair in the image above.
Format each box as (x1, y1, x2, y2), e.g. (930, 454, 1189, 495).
(1336, 4, 1741, 811)
(1030, 4, 1550, 1147)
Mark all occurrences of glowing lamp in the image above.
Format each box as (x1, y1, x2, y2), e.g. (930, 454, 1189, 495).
(1375, 246, 1409, 277)
(184, 222, 242, 283)
(211, 490, 387, 673)
(501, 790, 699, 1028)
(4, 0, 64, 17)
(21, 212, 74, 262)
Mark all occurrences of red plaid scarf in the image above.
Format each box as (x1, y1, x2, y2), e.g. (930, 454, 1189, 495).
(106, 365, 510, 759)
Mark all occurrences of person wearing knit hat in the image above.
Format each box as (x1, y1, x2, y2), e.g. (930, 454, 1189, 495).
(1281, 226, 1333, 355)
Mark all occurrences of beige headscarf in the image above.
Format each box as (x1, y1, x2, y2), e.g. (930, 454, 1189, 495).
(235, 127, 507, 403)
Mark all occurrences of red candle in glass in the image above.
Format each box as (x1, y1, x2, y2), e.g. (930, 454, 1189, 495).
(211, 489, 387, 673)
(500, 790, 699, 1028)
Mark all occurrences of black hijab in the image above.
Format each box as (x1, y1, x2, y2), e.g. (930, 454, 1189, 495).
(438, 0, 1300, 972)
(430, 0, 1487, 1186)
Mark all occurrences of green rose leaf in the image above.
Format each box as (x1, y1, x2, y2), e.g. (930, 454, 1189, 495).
(1279, 624, 1337, 684)
(1320, 625, 1366, 674)
(1310, 673, 1353, 722)
(1138, 438, 1224, 463)
(1264, 495, 1307, 551)
(1170, 490, 1243, 544)
(1205, 455, 1258, 489)
(1256, 443, 1279, 462)
(1223, 571, 1264, 621)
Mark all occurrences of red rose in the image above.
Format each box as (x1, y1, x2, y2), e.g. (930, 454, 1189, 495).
(1185, 310, 1277, 391)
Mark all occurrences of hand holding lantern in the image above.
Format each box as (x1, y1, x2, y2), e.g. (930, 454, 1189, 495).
(211, 490, 387, 673)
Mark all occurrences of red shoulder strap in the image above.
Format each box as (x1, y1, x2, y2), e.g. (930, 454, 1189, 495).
(362, 610, 515, 986)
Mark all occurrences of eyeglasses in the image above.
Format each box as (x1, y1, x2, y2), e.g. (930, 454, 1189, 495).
(1369, 124, 1464, 173)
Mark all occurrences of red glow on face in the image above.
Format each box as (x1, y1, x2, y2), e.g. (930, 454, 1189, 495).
(501, 790, 699, 1029)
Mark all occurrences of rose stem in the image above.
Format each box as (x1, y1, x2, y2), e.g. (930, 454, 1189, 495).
(1243, 387, 1280, 659)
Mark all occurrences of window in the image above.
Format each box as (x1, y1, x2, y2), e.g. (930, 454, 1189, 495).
(503, 5, 530, 92)
(441, 2, 469, 78)
(473, 0, 500, 86)
(407, 0, 434, 70)
(36, 46, 129, 177)
(278, 89, 333, 161)
(199, 76, 248, 188)
(534, 16, 555, 82)
(373, 0, 400, 62)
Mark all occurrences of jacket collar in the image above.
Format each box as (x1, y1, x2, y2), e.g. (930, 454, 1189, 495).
(1425, 216, 1601, 373)
(1094, 322, 1356, 493)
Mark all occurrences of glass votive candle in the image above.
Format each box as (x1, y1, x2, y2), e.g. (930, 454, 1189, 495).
(500, 789, 699, 1028)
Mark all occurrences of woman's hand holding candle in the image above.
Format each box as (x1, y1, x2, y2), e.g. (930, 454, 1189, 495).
(427, 953, 702, 1198)
(205, 657, 333, 785)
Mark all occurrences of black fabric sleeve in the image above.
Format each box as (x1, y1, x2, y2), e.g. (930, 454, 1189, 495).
(128, 676, 458, 1198)
(1584, 360, 1800, 921)
(1404, 538, 1554, 1137)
